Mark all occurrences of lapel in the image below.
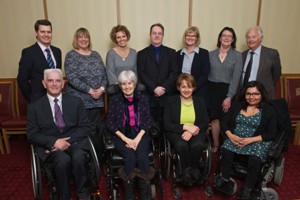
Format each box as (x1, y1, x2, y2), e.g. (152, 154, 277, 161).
(257, 46, 266, 79)
(146, 46, 157, 63)
(33, 43, 49, 67)
(40, 96, 58, 129)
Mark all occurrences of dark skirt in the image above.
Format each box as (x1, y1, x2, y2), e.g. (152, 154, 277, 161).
(208, 81, 229, 120)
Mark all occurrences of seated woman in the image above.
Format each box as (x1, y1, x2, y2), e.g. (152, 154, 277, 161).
(106, 70, 154, 200)
(164, 73, 209, 186)
(215, 81, 277, 199)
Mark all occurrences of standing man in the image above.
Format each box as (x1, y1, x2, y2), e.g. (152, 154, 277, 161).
(27, 69, 92, 200)
(18, 19, 62, 103)
(241, 26, 282, 99)
(137, 23, 179, 126)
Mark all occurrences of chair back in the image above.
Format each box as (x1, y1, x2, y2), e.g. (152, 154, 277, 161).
(284, 76, 300, 111)
(16, 85, 27, 117)
(0, 80, 15, 118)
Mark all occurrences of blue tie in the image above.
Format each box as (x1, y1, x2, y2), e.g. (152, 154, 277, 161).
(45, 48, 54, 68)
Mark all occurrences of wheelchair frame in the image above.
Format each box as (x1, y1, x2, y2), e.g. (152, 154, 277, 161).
(30, 137, 101, 200)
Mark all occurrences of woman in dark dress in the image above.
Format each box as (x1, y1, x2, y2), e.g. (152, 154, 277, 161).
(214, 81, 277, 199)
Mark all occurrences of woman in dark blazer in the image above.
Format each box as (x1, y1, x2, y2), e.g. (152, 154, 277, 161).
(177, 26, 210, 105)
(215, 81, 277, 199)
(106, 70, 153, 200)
(164, 73, 209, 186)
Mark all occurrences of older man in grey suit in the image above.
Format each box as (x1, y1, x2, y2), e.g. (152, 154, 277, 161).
(241, 26, 282, 99)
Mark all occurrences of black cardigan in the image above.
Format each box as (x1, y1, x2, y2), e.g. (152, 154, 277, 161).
(221, 101, 277, 141)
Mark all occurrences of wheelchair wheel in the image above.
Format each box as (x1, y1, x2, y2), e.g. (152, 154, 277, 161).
(259, 188, 278, 200)
(273, 156, 285, 185)
(30, 145, 43, 200)
(159, 136, 171, 179)
(88, 137, 101, 182)
(202, 139, 212, 177)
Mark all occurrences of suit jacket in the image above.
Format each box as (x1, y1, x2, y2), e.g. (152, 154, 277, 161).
(164, 95, 209, 134)
(177, 48, 210, 99)
(27, 94, 92, 161)
(17, 43, 62, 103)
(137, 45, 179, 96)
(242, 46, 281, 99)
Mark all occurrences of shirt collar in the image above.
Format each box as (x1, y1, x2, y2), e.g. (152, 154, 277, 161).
(47, 93, 62, 103)
(180, 47, 199, 55)
(249, 45, 261, 56)
(37, 41, 51, 52)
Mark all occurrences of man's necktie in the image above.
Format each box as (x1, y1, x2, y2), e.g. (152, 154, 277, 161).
(54, 98, 65, 131)
(154, 47, 160, 62)
(243, 51, 254, 87)
(45, 48, 54, 68)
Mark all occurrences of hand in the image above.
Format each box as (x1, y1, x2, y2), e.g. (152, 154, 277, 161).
(222, 97, 231, 112)
(181, 131, 193, 141)
(154, 86, 166, 97)
(184, 124, 200, 136)
(124, 138, 137, 150)
(53, 137, 71, 151)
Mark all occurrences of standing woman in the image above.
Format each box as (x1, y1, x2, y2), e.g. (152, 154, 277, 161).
(208, 27, 243, 152)
(106, 25, 137, 85)
(65, 27, 107, 149)
(177, 26, 210, 105)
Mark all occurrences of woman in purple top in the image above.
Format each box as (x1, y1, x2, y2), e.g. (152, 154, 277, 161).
(106, 70, 153, 200)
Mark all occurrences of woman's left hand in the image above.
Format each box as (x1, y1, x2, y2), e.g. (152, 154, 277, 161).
(182, 131, 193, 141)
(236, 138, 253, 148)
(222, 97, 231, 112)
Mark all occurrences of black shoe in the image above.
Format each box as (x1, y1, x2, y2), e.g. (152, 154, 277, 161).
(190, 168, 201, 183)
(214, 175, 236, 195)
(182, 168, 193, 186)
(237, 186, 253, 200)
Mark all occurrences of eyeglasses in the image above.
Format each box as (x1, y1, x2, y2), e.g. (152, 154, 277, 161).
(151, 32, 163, 36)
(221, 34, 233, 38)
(186, 34, 197, 38)
(245, 92, 261, 97)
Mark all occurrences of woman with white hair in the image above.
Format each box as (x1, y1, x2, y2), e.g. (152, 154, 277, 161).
(106, 70, 154, 200)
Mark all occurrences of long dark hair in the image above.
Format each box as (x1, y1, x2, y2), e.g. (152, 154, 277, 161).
(240, 81, 269, 111)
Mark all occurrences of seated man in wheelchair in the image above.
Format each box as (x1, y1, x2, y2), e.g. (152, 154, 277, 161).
(106, 70, 155, 200)
(214, 81, 277, 199)
(164, 73, 209, 186)
(27, 69, 93, 200)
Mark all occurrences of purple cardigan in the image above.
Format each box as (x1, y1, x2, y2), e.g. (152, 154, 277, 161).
(106, 92, 152, 135)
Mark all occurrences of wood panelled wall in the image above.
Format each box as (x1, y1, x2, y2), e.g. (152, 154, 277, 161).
(0, 0, 300, 78)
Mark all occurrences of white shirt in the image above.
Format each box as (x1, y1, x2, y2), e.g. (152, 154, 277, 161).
(243, 45, 262, 82)
(47, 93, 63, 123)
(37, 42, 57, 67)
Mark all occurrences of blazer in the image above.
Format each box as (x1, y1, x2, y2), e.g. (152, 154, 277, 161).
(242, 46, 281, 99)
(27, 94, 92, 161)
(177, 48, 210, 99)
(164, 95, 209, 134)
(221, 101, 277, 141)
(106, 92, 152, 135)
(17, 43, 62, 103)
(137, 45, 179, 96)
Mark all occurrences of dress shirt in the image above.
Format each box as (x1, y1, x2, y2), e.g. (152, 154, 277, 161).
(180, 47, 199, 74)
(37, 42, 57, 67)
(47, 93, 63, 123)
(243, 45, 261, 82)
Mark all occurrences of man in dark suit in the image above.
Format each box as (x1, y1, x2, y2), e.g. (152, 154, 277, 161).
(27, 69, 92, 200)
(17, 19, 62, 103)
(137, 23, 179, 126)
(241, 26, 282, 99)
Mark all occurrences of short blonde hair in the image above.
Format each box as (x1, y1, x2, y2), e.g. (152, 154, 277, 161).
(72, 27, 92, 50)
(182, 26, 201, 47)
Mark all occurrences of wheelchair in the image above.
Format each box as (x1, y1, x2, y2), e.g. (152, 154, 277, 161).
(213, 99, 291, 199)
(30, 136, 101, 200)
(103, 83, 163, 200)
(159, 131, 213, 199)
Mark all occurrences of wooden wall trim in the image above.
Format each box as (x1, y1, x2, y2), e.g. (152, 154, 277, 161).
(43, 0, 48, 19)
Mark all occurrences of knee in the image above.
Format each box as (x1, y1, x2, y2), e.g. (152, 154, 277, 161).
(54, 153, 71, 170)
(248, 155, 262, 167)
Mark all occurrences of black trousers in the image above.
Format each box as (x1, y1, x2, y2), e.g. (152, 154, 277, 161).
(114, 127, 150, 175)
(221, 148, 262, 189)
(166, 131, 206, 169)
(46, 144, 90, 200)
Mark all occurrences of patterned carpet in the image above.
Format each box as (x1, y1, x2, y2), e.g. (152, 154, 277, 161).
(0, 139, 299, 200)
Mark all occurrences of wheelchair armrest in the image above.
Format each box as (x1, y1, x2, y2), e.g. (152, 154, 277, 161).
(103, 129, 115, 150)
(267, 131, 286, 158)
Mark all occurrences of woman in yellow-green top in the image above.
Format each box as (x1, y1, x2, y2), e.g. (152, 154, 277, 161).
(164, 73, 209, 186)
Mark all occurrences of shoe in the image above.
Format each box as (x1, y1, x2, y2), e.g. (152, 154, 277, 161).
(237, 186, 253, 200)
(182, 168, 193, 186)
(190, 168, 201, 183)
(214, 175, 235, 195)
